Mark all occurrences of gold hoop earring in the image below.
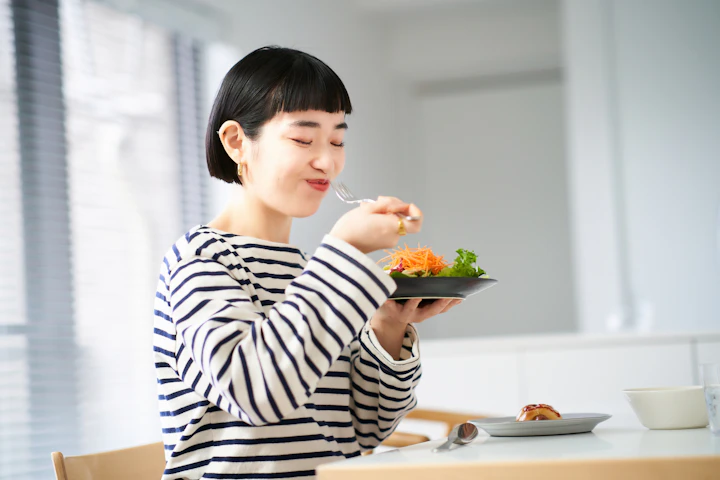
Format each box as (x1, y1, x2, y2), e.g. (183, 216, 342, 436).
(237, 163, 243, 182)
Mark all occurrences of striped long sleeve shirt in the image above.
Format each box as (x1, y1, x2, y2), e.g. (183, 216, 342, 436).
(153, 226, 421, 479)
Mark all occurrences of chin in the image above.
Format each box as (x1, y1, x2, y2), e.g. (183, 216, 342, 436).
(287, 202, 321, 218)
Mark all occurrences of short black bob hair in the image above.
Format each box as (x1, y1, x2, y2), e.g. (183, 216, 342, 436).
(206, 46, 353, 185)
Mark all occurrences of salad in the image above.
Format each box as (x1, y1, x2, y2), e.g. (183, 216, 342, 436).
(380, 244, 487, 279)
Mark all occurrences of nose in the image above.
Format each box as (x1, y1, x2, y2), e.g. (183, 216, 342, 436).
(311, 147, 338, 177)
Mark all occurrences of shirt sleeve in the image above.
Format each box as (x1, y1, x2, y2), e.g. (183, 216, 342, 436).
(167, 234, 396, 426)
(349, 322, 421, 450)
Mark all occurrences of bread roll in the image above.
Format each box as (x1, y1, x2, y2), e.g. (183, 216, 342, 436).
(515, 404, 562, 421)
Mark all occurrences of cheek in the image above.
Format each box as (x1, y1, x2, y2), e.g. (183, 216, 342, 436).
(267, 150, 307, 191)
(254, 144, 295, 184)
(335, 153, 346, 174)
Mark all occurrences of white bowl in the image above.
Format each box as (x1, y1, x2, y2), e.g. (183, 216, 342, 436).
(622, 386, 709, 430)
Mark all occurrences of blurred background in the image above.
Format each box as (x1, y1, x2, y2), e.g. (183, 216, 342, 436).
(0, 0, 718, 477)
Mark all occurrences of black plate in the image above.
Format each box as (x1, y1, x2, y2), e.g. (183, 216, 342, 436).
(389, 277, 498, 306)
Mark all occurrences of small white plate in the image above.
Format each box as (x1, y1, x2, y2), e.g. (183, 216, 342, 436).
(470, 413, 612, 437)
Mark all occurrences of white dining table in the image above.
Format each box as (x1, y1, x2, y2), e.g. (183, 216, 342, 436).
(317, 418, 720, 480)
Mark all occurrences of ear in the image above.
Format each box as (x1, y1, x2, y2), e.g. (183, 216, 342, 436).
(218, 120, 247, 165)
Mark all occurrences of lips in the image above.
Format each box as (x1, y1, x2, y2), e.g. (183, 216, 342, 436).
(306, 179, 329, 192)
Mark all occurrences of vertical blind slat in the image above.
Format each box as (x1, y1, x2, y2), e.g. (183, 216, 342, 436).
(9, 3, 79, 479)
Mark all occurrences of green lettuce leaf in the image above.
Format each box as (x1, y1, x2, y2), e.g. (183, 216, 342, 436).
(389, 271, 411, 279)
(436, 249, 486, 277)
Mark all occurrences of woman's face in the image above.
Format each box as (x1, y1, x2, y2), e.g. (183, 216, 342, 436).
(244, 110, 347, 218)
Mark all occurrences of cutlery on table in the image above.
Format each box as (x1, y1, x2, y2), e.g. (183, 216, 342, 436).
(432, 422, 479, 453)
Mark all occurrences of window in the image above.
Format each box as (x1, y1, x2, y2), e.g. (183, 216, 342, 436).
(0, 0, 207, 477)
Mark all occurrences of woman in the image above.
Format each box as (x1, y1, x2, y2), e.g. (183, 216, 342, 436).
(153, 46, 459, 479)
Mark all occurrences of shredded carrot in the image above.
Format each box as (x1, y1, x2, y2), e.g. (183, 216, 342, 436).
(378, 244, 449, 275)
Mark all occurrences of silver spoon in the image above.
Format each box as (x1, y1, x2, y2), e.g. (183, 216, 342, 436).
(432, 422, 479, 453)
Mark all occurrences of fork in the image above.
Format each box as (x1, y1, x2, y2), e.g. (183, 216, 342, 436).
(330, 180, 422, 221)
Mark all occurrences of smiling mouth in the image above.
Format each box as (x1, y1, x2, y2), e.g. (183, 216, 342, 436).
(307, 179, 330, 191)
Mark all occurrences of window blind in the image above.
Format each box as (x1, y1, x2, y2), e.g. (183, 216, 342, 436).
(0, 0, 30, 477)
(174, 34, 208, 230)
(3, 2, 78, 479)
(0, 0, 209, 477)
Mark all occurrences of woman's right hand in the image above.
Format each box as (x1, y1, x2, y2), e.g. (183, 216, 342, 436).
(329, 196, 423, 254)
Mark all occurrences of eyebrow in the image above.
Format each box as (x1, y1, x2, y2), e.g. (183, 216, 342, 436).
(288, 120, 348, 130)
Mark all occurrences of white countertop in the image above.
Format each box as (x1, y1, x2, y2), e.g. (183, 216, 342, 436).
(338, 426, 719, 468)
(318, 420, 720, 480)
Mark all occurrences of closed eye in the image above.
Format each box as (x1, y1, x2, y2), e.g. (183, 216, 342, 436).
(292, 138, 345, 148)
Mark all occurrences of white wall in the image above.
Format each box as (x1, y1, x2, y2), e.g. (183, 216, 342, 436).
(561, 0, 626, 334)
(612, 0, 720, 333)
(379, 0, 562, 83)
(415, 82, 575, 338)
(561, 0, 720, 333)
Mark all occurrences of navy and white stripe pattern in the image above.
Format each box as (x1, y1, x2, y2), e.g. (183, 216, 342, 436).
(154, 226, 421, 479)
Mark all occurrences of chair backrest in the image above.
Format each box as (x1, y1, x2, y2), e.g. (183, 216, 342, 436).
(404, 408, 487, 436)
(51, 442, 165, 480)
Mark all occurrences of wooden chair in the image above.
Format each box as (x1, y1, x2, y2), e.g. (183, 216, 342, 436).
(372, 408, 488, 451)
(51, 442, 165, 480)
(404, 408, 487, 436)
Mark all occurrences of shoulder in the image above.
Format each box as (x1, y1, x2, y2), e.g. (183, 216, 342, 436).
(160, 226, 240, 276)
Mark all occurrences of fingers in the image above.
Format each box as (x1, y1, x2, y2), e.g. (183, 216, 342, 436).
(410, 298, 460, 319)
(403, 298, 452, 317)
(367, 196, 408, 214)
(380, 299, 404, 314)
(407, 203, 423, 218)
(401, 298, 422, 314)
(422, 298, 454, 316)
(385, 298, 462, 326)
(366, 197, 423, 235)
(375, 197, 423, 217)
(440, 299, 462, 314)
(389, 215, 419, 240)
(404, 299, 452, 324)
(370, 197, 423, 217)
(360, 196, 424, 251)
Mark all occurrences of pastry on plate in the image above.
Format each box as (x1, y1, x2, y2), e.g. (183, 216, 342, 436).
(515, 404, 562, 421)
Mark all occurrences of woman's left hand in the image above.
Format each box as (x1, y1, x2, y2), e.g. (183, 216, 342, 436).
(374, 298, 461, 327)
(369, 299, 462, 360)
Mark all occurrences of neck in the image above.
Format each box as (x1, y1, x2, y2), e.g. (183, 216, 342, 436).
(208, 187, 293, 244)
